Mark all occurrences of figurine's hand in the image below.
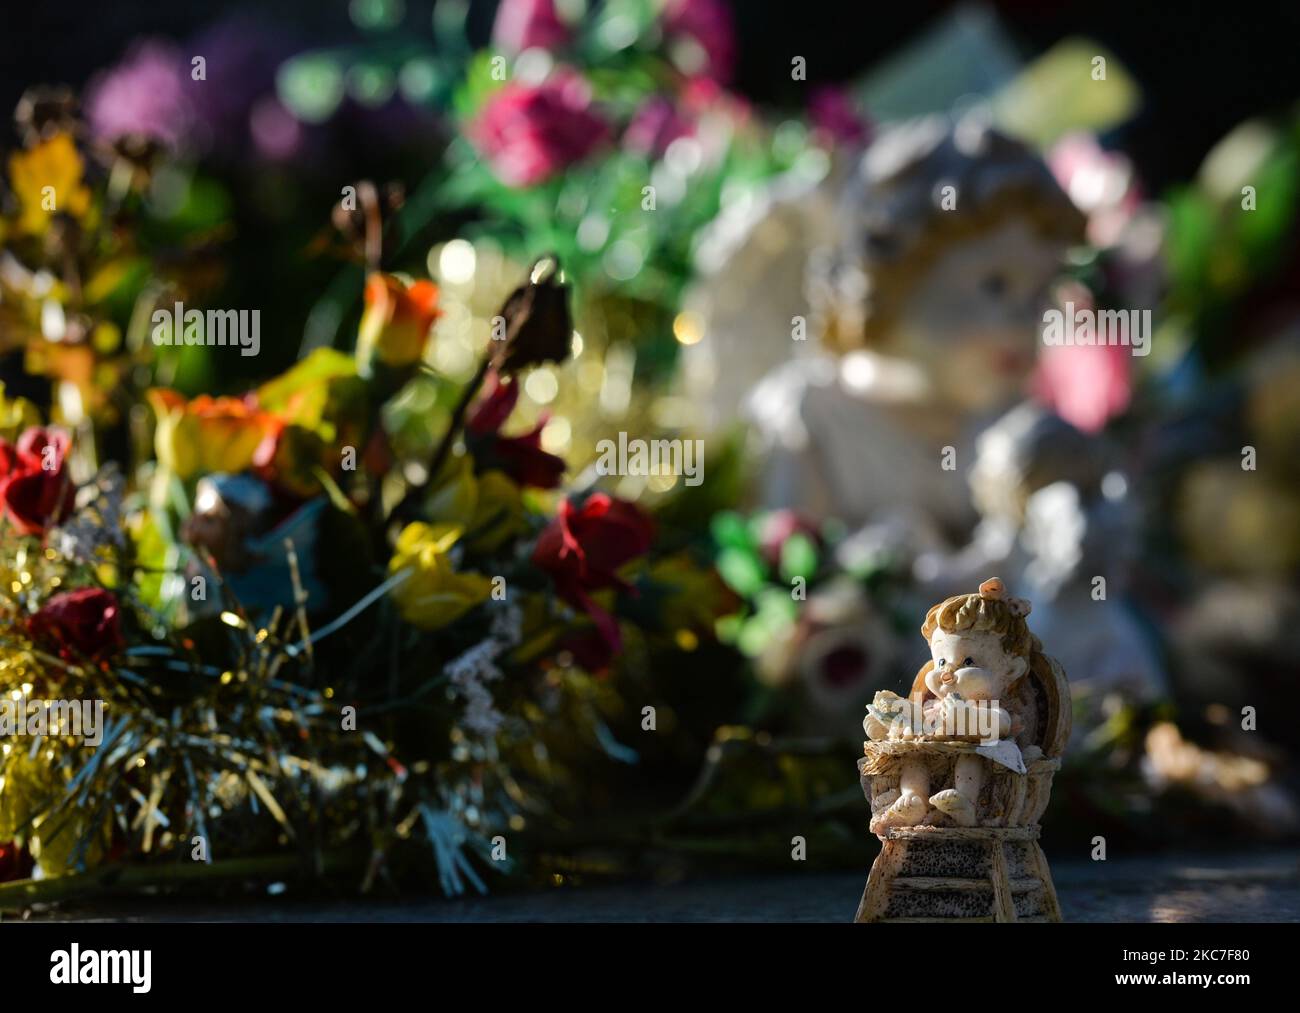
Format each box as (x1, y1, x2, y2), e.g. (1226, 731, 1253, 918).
(863, 711, 890, 741)
(938, 693, 965, 736)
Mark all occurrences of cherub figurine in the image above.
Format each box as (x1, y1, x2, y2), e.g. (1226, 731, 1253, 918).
(865, 577, 1054, 831)
(913, 402, 1165, 733)
(681, 112, 1083, 540)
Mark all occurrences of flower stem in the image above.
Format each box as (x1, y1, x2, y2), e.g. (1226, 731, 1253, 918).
(394, 353, 492, 523)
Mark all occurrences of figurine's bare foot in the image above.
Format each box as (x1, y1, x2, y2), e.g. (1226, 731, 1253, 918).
(868, 790, 899, 833)
(929, 789, 978, 827)
(870, 792, 928, 834)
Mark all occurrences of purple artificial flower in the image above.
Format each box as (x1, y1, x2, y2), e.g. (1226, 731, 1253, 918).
(184, 15, 297, 154)
(85, 40, 191, 148)
(492, 0, 571, 54)
(249, 96, 304, 161)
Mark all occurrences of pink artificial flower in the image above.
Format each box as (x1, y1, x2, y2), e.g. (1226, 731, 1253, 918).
(1033, 343, 1133, 434)
(470, 71, 609, 187)
(661, 0, 736, 84)
(808, 85, 870, 147)
(492, 0, 570, 53)
(1032, 285, 1133, 433)
(623, 96, 693, 159)
(85, 40, 191, 147)
(1048, 133, 1141, 249)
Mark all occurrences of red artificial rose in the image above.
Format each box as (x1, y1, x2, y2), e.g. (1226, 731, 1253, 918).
(0, 427, 75, 536)
(532, 493, 654, 652)
(27, 588, 125, 663)
(467, 374, 566, 489)
(0, 841, 34, 883)
(469, 71, 609, 187)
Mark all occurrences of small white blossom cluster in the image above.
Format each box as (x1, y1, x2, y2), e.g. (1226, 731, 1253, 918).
(445, 603, 523, 738)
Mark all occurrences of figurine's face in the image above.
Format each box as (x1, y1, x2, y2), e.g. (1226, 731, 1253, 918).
(925, 627, 1027, 701)
(892, 219, 1067, 414)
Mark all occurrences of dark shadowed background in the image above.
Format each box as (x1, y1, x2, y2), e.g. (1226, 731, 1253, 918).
(4, 0, 1298, 190)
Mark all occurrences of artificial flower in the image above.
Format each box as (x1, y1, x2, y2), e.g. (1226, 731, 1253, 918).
(32, 813, 111, 877)
(647, 552, 739, 634)
(27, 587, 125, 663)
(7, 133, 92, 235)
(467, 470, 530, 551)
(492, 259, 573, 374)
(147, 389, 278, 481)
(388, 522, 494, 631)
(661, 0, 736, 84)
(1047, 132, 1141, 248)
(466, 373, 565, 489)
(469, 71, 609, 187)
(0, 427, 75, 536)
(492, 0, 570, 54)
(623, 96, 694, 159)
(0, 749, 44, 842)
(355, 273, 441, 376)
(84, 40, 191, 147)
(424, 456, 530, 553)
(532, 493, 654, 651)
(756, 509, 821, 570)
(0, 841, 34, 883)
(14, 85, 78, 146)
(808, 85, 871, 147)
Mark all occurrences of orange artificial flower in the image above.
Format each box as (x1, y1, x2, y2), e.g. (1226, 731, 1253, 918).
(147, 389, 278, 481)
(355, 273, 441, 376)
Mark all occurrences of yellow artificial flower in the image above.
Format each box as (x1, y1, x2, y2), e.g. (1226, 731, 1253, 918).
(424, 457, 528, 552)
(8, 133, 92, 235)
(468, 469, 529, 551)
(0, 382, 41, 442)
(649, 552, 738, 633)
(388, 522, 493, 630)
(147, 389, 277, 481)
(31, 812, 110, 878)
(0, 741, 44, 842)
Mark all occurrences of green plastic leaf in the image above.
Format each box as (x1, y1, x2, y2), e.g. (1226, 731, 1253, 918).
(779, 532, 819, 583)
(716, 546, 766, 597)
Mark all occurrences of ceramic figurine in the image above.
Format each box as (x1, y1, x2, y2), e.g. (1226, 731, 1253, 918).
(684, 112, 1083, 541)
(913, 402, 1165, 731)
(855, 577, 1071, 923)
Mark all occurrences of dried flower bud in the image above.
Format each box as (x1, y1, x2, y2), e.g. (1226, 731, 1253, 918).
(14, 86, 79, 146)
(494, 257, 573, 374)
(330, 180, 405, 267)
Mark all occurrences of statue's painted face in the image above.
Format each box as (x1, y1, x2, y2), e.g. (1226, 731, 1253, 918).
(925, 627, 1027, 701)
(893, 219, 1067, 414)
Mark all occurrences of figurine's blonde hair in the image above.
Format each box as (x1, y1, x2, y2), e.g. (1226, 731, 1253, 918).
(921, 577, 1047, 692)
(811, 116, 1085, 354)
(914, 578, 1073, 755)
(922, 587, 1035, 662)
